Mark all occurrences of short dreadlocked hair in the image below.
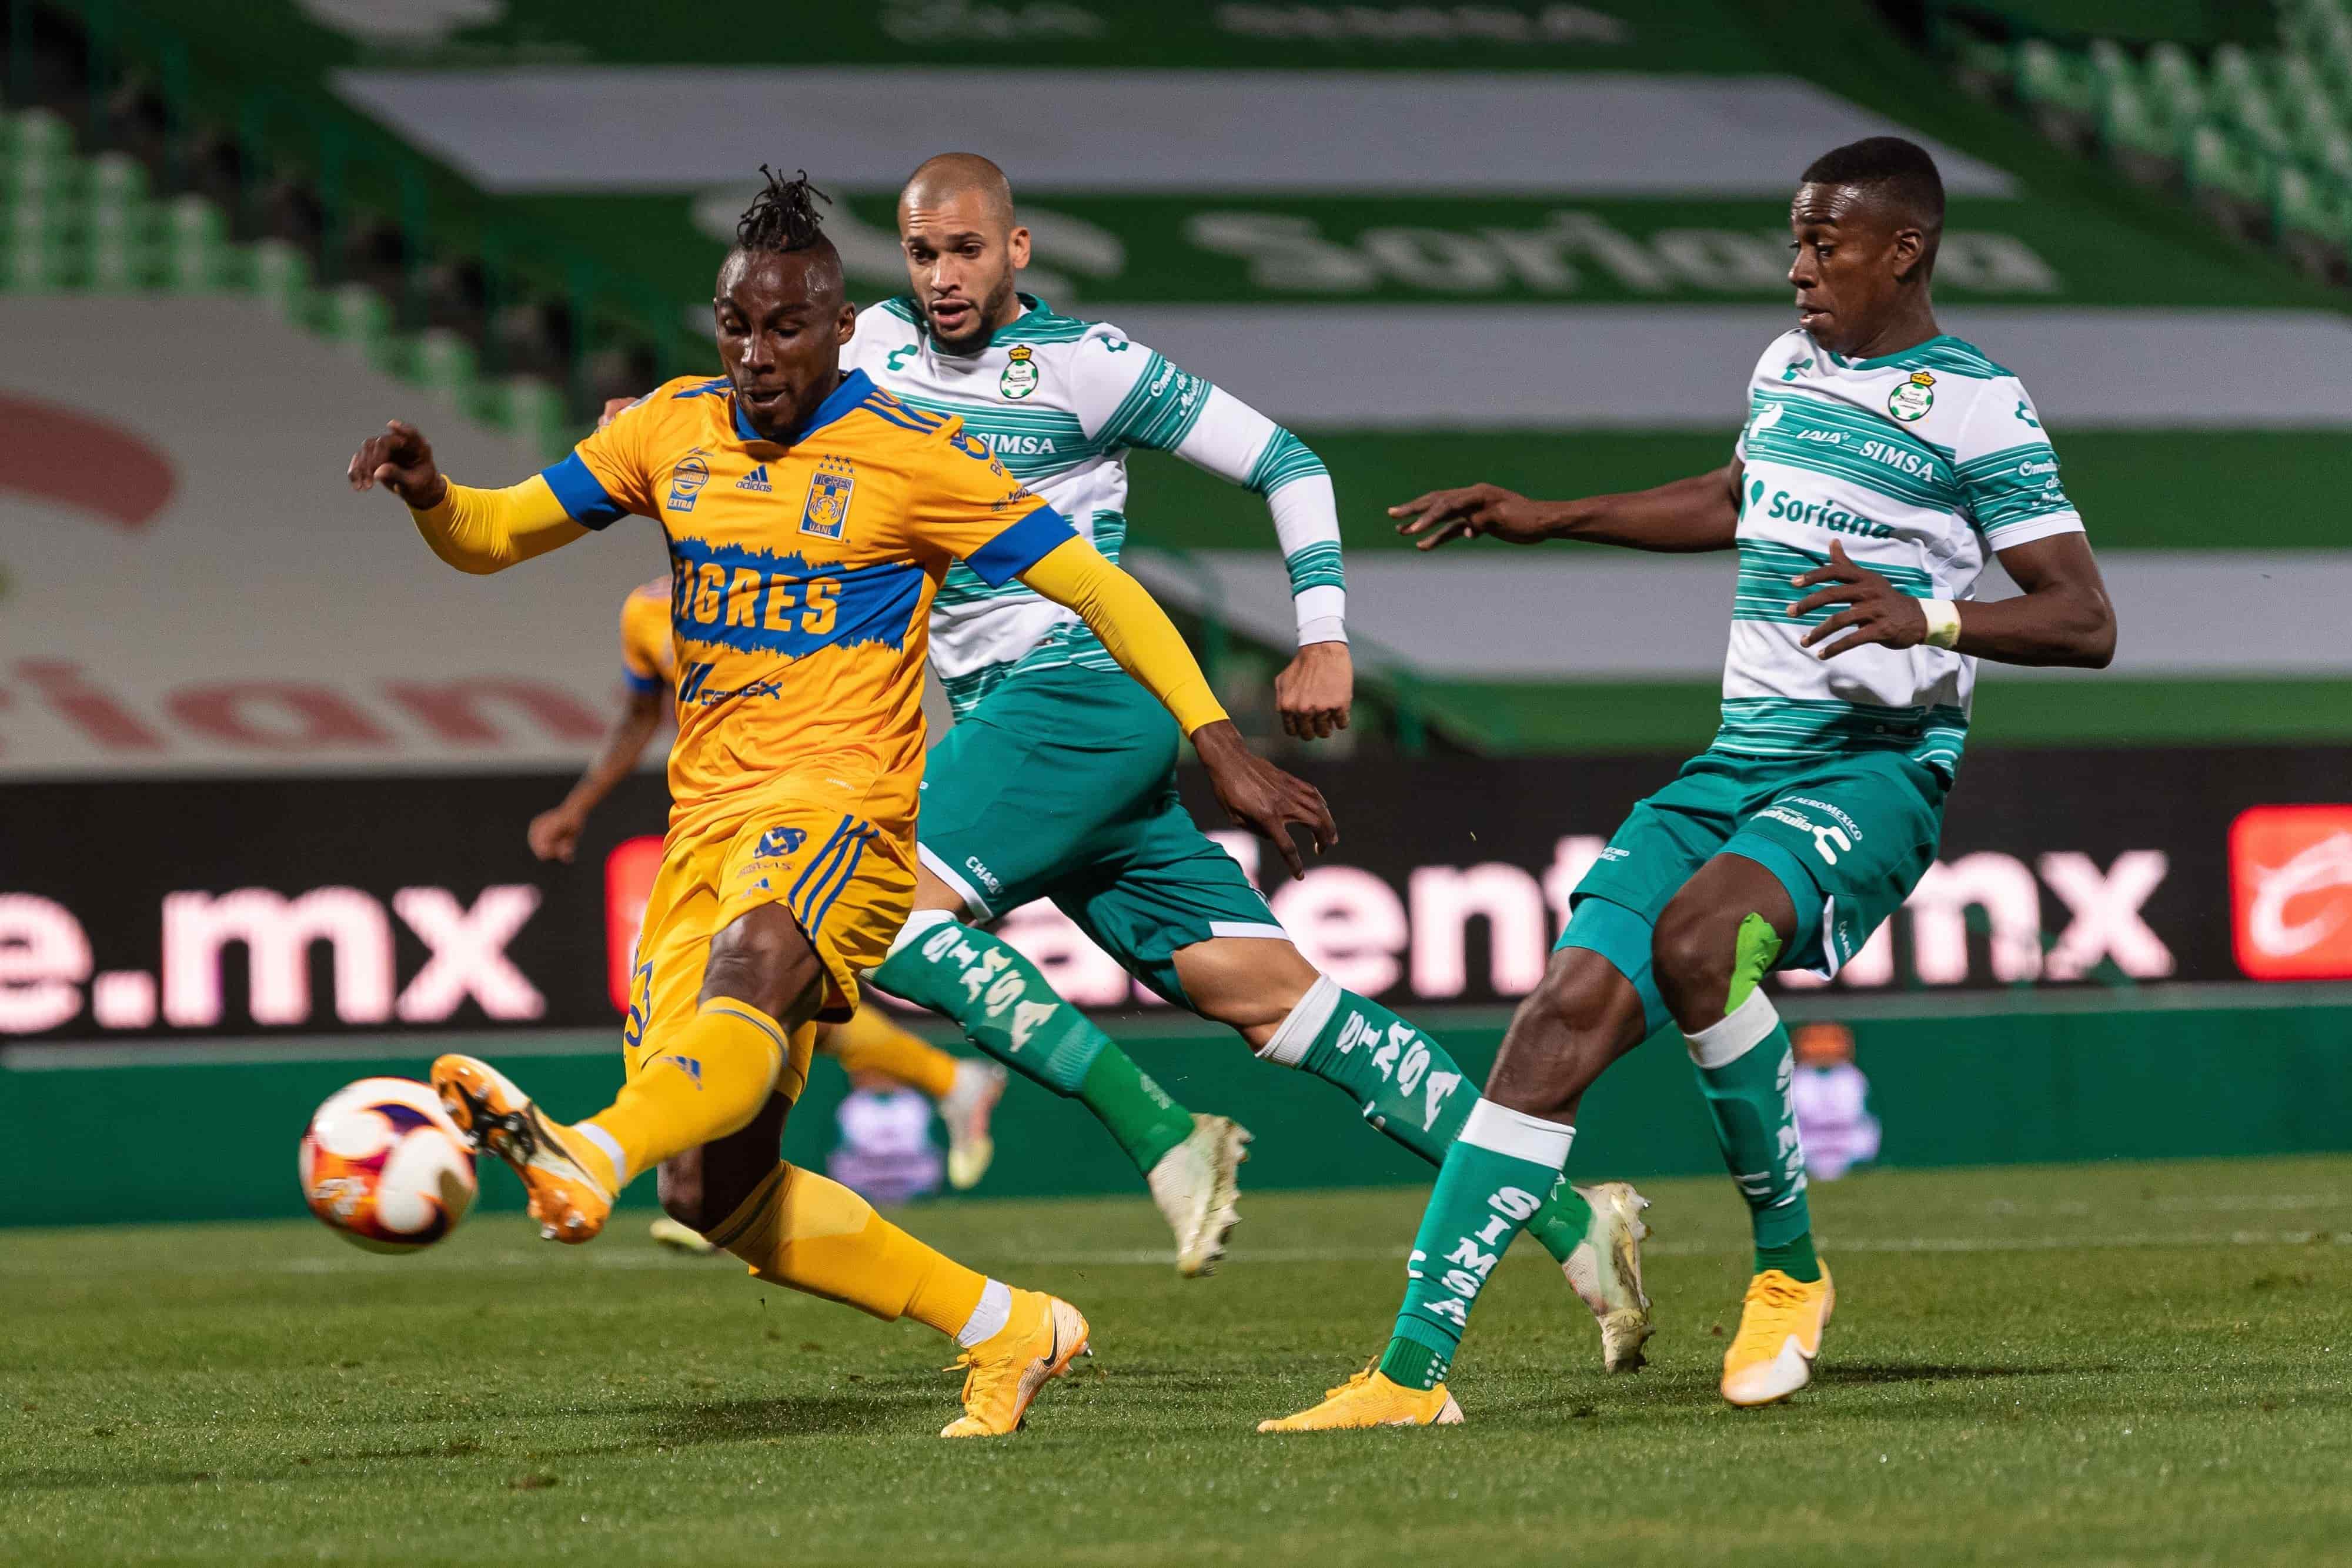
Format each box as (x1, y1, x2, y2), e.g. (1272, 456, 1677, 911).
(735, 166, 834, 254)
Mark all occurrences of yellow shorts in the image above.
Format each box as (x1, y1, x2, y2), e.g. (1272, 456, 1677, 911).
(620, 794, 917, 1095)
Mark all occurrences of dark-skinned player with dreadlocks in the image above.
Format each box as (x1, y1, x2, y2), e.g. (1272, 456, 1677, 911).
(345, 170, 1335, 1438)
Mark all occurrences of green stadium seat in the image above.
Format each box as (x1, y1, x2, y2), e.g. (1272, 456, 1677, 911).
(499, 375, 570, 462)
(2145, 42, 2208, 126)
(87, 228, 157, 292)
(164, 194, 230, 290)
(2018, 39, 2096, 111)
(2187, 123, 2273, 238)
(85, 151, 147, 209)
(412, 327, 478, 401)
(2102, 75, 2181, 181)
(326, 279, 392, 347)
(2276, 163, 2351, 282)
(250, 236, 315, 322)
(2018, 39, 2099, 151)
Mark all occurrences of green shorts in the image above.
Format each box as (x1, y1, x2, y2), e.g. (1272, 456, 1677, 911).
(917, 661, 1284, 1005)
(1561, 747, 1947, 1022)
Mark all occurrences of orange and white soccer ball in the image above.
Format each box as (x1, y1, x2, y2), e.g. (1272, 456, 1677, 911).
(298, 1076, 477, 1253)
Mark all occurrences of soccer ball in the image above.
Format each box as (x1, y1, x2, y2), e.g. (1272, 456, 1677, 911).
(298, 1077, 477, 1253)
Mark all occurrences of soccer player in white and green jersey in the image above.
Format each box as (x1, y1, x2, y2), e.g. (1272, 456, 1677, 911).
(1265, 137, 2118, 1430)
(844, 153, 1653, 1363)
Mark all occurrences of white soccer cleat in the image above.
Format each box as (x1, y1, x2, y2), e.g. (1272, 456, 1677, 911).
(1147, 1114, 1250, 1277)
(940, 1060, 1008, 1191)
(1562, 1181, 1655, 1373)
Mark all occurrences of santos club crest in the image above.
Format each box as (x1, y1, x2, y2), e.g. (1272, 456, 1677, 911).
(1886, 370, 1935, 422)
(1000, 344, 1040, 400)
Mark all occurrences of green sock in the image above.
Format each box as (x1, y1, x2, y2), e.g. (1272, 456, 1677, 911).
(1375, 1098, 1574, 1391)
(870, 914, 1192, 1175)
(1685, 988, 1820, 1283)
(1264, 979, 1593, 1263)
(1076, 1041, 1197, 1175)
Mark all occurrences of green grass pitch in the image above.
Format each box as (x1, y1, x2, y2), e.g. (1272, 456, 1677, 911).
(9, 1155, 2352, 1566)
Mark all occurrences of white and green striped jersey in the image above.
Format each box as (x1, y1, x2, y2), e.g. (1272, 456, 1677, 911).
(846, 294, 1342, 716)
(1725, 328, 2085, 780)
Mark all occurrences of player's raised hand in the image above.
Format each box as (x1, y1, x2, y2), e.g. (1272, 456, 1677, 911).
(1275, 642, 1353, 740)
(1789, 538, 1929, 660)
(527, 804, 587, 864)
(1389, 482, 1555, 550)
(1189, 720, 1337, 880)
(346, 420, 449, 510)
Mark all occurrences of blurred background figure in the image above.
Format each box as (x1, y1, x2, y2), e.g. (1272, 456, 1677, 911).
(1790, 1022, 1879, 1181)
(828, 1072, 947, 1207)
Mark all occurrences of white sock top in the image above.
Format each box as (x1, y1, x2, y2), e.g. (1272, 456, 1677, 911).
(1256, 972, 1341, 1068)
(956, 1278, 1014, 1349)
(1683, 985, 1781, 1070)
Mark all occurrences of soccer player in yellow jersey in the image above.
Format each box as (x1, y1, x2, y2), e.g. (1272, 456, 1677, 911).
(346, 170, 1332, 1437)
(529, 576, 1010, 1223)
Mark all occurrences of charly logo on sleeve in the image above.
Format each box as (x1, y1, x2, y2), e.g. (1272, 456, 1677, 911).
(999, 343, 1040, 400)
(1886, 370, 1935, 422)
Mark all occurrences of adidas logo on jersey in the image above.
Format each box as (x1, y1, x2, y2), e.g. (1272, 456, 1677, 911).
(736, 463, 773, 492)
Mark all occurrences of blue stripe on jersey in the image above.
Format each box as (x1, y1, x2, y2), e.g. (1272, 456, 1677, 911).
(621, 667, 663, 696)
(789, 817, 858, 908)
(669, 540, 924, 660)
(540, 453, 630, 529)
(965, 504, 1075, 586)
(858, 396, 938, 436)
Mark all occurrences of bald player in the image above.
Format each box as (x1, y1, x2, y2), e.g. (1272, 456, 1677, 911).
(823, 152, 1656, 1363)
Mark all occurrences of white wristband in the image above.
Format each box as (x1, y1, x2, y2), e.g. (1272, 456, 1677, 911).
(1921, 599, 1962, 650)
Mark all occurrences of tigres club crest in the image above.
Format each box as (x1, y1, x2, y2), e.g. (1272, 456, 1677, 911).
(801, 455, 855, 540)
(1000, 343, 1040, 400)
(1886, 370, 1935, 422)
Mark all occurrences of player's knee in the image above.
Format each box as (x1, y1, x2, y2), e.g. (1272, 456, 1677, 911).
(1649, 894, 1735, 1012)
(656, 1157, 710, 1232)
(703, 905, 823, 1020)
(1525, 947, 1626, 1039)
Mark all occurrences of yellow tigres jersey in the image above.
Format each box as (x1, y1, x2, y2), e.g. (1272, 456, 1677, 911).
(543, 368, 1070, 834)
(619, 577, 676, 696)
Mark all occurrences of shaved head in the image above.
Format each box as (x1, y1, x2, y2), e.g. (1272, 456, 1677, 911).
(896, 152, 1031, 354)
(900, 152, 1016, 229)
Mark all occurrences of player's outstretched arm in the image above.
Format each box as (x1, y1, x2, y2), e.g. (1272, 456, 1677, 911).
(528, 685, 667, 863)
(1017, 536, 1338, 877)
(346, 420, 589, 574)
(1390, 462, 1743, 554)
(1789, 534, 2115, 667)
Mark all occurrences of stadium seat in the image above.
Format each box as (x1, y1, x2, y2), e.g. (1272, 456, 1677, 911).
(2145, 42, 2209, 126)
(2018, 39, 2099, 151)
(2277, 162, 2352, 281)
(2101, 74, 2183, 185)
(2187, 122, 2274, 239)
(251, 236, 315, 322)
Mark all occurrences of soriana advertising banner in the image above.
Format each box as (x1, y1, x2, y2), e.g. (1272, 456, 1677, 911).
(2, 745, 2346, 1044)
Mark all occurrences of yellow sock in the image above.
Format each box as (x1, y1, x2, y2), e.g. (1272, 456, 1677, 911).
(580, 999, 786, 1188)
(824, 1007, 960, 1101)
(705, 1162, 988, 1336)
